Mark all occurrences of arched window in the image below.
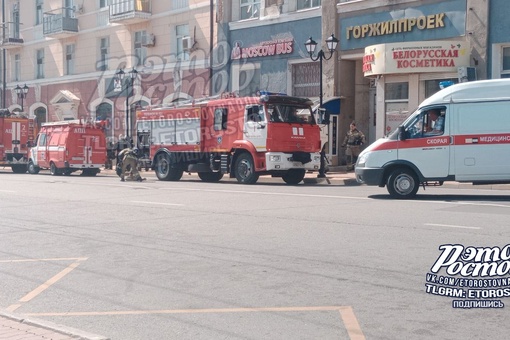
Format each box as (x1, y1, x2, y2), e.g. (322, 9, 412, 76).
(96, 102, 113, 137)
(34, 107, 47, 130)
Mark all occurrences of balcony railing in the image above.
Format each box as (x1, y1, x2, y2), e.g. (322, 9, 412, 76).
(0, 23, 24, 49)
(43, 9, 78, 38)
(110, 0, 152, 24)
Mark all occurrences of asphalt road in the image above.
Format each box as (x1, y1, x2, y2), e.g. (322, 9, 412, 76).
(1, 169, 509, 339)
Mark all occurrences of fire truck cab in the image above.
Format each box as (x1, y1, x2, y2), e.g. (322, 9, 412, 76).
(136, 93, 322, 184)
(0, 110, 35, 173)
(28, 120, 107, 176)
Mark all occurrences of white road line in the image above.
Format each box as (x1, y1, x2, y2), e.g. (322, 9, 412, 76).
(160, 187, 370, 200)
(425, 223, 481, 230)
(131, 201, 184, 206)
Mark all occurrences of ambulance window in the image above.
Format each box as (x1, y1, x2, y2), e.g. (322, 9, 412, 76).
(214, 108, 227, 131)
(39, 134, 47, 146)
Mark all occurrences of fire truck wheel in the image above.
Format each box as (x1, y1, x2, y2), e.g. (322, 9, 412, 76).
(50, 162, 62, 176)
(198, 172, 224, 182)
(386, 168, 419, 199)
(234, 153, 259, 184)
(282, 169, 306, 185)
(155, 153, 183, 181)
(27, 161, 40, 174)
(11, 165, 27, 174)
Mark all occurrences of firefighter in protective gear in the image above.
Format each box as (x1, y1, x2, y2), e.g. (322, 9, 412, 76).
(117, 148, 145, 182)
(341, 121, 366, 171)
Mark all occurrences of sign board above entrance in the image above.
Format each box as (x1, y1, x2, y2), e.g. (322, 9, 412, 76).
(363, 40, 470, 77)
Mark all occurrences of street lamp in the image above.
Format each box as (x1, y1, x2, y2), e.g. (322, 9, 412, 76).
(115, 67, 138, 141)
(305, 34, 338, 178)
(14, 84, 29, 112)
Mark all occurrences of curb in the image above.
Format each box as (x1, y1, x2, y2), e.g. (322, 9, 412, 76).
(0, 310, 110, 340)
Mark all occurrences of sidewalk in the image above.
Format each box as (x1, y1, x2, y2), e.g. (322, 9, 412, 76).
(0, 310, 109, 340)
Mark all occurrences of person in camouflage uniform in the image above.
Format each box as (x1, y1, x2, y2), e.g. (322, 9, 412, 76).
(341, 121, 366, 170)
(117, 148, 145, 182)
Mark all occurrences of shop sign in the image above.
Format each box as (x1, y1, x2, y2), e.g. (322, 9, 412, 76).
(363, 40, 470, 76)
(231, 38, 294, 60)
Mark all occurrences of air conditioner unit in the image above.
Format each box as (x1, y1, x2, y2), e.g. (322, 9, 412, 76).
(182, 36, 193, 51)
(142, 34, 155, 47)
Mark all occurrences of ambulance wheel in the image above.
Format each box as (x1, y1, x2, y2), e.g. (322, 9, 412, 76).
(28, 161, 40, 174)
(198, 172, 223, 182)
(50, 162, 61, 176)
(282, 169, 306, 185)
(11, 165, 27, 174)
(155, 153, 183, 181)
(234, 153, 259, 184)
(387, 168, 419, 199)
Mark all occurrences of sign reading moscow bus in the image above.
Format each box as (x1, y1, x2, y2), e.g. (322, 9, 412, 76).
(363, 40, 470, 76)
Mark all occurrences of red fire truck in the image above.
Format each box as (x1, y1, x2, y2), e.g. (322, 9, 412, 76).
(28, 120, 107, 176)
(0, 111, 36, 173)
(136, 93, 322, 184)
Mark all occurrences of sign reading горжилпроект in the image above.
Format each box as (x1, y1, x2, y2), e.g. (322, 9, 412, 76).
(426, 244, 510, 309)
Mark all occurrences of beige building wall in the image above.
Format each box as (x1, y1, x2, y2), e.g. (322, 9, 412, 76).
(3, 0, 215, 137)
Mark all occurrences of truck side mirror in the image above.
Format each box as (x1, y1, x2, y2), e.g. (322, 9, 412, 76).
(398, 126, 407, 141)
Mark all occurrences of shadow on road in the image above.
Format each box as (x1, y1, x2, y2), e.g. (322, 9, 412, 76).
(369, 194, 510, 202)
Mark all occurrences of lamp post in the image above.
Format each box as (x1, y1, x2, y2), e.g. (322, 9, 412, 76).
(305, 34, 338, 178)
(115, 67, 138, 141)
(14, 84, 29, 112)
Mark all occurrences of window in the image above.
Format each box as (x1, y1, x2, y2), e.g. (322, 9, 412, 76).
(502, 47, 510, 78)
(12, 3, 20, 38)
(214, 108, 228, 131)
(385, 82, 409, 134)
(65, 44, 75, 75)
(35, 107, 47, 130)
(173, 0, 189, 10)
(134, 30, 147, 66)
(99, 0, 108, 8)
(297, 0, 321, 10)
(240, 0, 260, 20)
(98, 37, 109, 71)
(13, 54, 21, 82)
(405, 107, 446, 139)
(36, 0, 43, 25)
(424, 79, 457, 98)
(36, 49, 44, 79)
(38, 134, 47, 146)
(176, 24, 190, 61)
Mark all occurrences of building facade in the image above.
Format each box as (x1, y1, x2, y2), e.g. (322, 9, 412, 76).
(1, 0, 217, 140)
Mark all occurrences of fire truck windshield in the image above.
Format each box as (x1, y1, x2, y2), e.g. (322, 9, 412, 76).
(267, 104, 314, 124)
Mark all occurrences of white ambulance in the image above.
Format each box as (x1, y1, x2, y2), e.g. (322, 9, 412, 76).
(355, 79, 510, 198)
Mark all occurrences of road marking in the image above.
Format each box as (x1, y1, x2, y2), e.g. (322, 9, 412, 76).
(161, 187, 370, 200)
(0, 257, 88, 263)
(425, 223, 481, 230)
(131, 200, 184, 206)
(27, 306, 365, 339)
(5, 258, 87, 312)
(339, 306, 366, 340)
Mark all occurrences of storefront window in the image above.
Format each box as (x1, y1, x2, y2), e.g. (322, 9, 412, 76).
(424, 79, 457, 98)
(502, 47, 510, 78)
(385, 82, 409, 135)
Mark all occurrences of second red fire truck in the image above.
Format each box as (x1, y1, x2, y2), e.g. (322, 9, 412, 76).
(136, 93, 322, 184)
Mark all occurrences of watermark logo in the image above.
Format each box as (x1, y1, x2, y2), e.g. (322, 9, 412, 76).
(425, 244, 510, 309)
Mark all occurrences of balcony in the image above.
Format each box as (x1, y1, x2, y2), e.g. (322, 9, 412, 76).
(0, 24, 23, 49)
(110, 0, 152, 24)
(43, 8, 78, 38)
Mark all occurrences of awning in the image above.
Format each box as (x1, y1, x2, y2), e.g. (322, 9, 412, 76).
(311, 97, 342, 115)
